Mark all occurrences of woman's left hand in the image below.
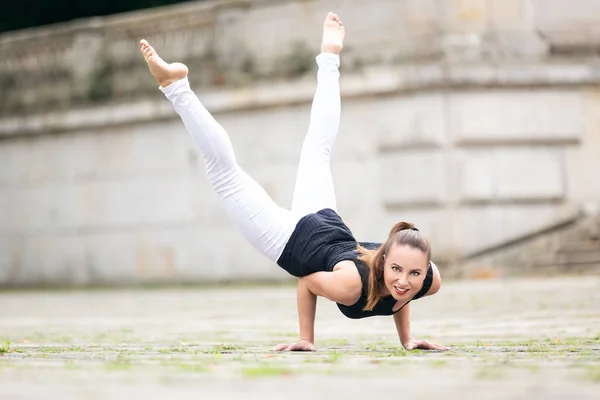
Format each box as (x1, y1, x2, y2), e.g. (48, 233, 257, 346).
(404, 338, 450, 351)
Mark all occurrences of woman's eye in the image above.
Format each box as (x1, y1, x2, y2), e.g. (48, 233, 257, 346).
(411, 271, 420, 276)
(392, 266, 399, 272)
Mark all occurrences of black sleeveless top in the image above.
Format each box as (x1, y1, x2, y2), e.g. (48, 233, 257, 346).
(276, 208, 433, 319)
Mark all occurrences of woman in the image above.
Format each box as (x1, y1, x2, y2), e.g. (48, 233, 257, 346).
(140, 12, 448, 352)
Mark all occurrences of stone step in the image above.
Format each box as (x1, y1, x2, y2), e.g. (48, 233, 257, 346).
(557, 240, 600, 253)
(560, 251, 600, 264)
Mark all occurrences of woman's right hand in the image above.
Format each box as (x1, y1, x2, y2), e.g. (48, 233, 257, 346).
(273, 339, 316, 351)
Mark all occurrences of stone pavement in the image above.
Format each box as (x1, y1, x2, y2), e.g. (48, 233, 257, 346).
(0, 276, 599, 399)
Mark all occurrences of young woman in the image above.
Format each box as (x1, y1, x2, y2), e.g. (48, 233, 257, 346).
(140, 12, 448, 352)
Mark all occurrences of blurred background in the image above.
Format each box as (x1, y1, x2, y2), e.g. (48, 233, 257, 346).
(1, 0, 599, 288)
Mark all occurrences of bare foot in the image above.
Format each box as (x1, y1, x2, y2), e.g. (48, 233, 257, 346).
(321, 12, 345, 55)
(140, 39, 188, 88)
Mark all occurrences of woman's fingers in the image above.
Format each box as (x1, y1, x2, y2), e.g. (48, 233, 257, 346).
(273, 341, 316, 351)
(427, 342, 450, 351)
(273, 343, 290, 351)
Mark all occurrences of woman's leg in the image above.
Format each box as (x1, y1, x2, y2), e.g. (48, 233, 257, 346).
(141, 40, 297, 262)
(291, 13, 345, 216)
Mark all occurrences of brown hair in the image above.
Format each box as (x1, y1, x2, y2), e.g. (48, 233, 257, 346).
(357, 221, 431, 311)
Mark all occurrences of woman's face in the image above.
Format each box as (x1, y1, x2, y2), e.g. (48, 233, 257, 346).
(382, 244, 428, 300)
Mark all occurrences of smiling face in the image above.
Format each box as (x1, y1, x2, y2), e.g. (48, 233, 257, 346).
(382, 243, 429, 300)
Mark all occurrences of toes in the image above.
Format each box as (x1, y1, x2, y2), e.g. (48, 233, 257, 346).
(142, 47, 155, 59)
(325, 12, 343, 27)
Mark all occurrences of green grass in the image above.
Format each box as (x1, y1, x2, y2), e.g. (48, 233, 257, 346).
(175, 362, 209, 373)
(0, 340, 11, 354)
(429, 359, 450, 368)
(326, 351, 342, 363)
(104, 355, 132, 371)
(155, 344, 245, 355)
(240, 365, 292, 378)
(475, 366, 505, 380)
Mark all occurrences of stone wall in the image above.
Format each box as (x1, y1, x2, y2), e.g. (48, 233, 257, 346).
(4, 0, 600, 119)
(1, 0, 600, 286)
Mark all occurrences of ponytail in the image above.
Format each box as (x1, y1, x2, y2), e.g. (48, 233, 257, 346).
(388, 221, 417, 236)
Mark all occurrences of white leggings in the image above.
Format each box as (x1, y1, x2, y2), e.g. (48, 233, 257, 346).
(161, 53, 341, 262)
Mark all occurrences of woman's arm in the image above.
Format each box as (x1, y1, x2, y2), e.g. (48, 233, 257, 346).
(393, 304, 449, 351)
(393, 302, 413, 348)
(273, 267, 361, 351)
(393, 262, 446, 350)
(273, 278, 317, 351)
(392, 261, 449, 350)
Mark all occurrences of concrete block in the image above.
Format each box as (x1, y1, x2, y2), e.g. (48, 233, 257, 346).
(3, 123, 192, 184)
(533, 0, 600, 30)
(108, 122, 193, 175)
(450, 90, 584, 143)
(380, 151, 448, 206)
(84, 228, 232, 285)
(184, 226, 242, 281)
(403, 0, 440, 33)
(8, 174, 195, 231)
(13, 234, 88, 286)
(74, 175, 195, 227)
(456, 203, 579, 256)
(456, 151, 495, 201)
(457, 148, 565, 201)
(490, 0, 529, 30)
(0, 189, 10, 232)
(227, 232, 279, 280)
(0, 141, 28, 184)
(566, 89, 600, 209)
(8, 184, 79, 232)
(218, 105, 307, 167)
(83, 232, 140, 284)
(443, 0, 490, 32)
(492, 31, 549, 59)
(332, 159, 383, 240)
(494, 149, 565, 200)
(0, 235, 19, 284)
(367, 94, 447, 150)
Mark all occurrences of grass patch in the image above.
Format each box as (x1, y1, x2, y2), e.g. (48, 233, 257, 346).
(212, 344, 244, 353)
(429, 359, 450, 368)
(580, 365, 600, 382)
(35, 347, 65, 354)
(326, 351, 342, 363)
(175, 362, 209, 373)
(475, 366, 505, 380)
(156, 344, 244, 355)
(0, 341, 11, 354)
(240, 365, 292, 378)
(104, 355, 132, 371)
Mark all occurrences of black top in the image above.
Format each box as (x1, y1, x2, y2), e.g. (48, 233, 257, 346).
(277, 208, 433, 319)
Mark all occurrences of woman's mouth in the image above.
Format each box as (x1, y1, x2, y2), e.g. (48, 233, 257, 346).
(394, 286, 409, 295)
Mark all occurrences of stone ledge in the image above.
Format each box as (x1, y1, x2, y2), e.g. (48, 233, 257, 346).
(3, 61, 600, 138)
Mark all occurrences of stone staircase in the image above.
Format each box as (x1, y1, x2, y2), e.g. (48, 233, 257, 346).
(550, 238, 600, 272)
(456, 214, 600, 278)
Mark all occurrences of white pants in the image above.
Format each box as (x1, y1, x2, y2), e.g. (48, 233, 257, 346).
(161, 53, 341, 262)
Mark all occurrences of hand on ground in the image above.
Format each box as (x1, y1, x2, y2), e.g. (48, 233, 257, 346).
(273, 339, 316, 352)
(404, 339, 450, 351)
